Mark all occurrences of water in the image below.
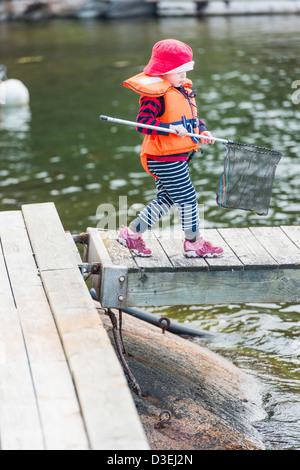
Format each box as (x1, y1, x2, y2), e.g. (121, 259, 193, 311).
(0, 15, 299, 449)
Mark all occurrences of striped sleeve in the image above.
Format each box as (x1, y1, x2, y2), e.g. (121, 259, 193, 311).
(136, 96, 170, 136)
(136, 95, 207, 136)
(198, 121, 206, 133)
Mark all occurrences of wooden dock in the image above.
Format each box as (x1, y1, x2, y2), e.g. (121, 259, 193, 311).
(0, 203, 149, 450)
(1, 201, 299, 449)
(86, 226, 300, 308)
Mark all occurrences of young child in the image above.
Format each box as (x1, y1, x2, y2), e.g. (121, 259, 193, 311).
(117, 39, 223, 258)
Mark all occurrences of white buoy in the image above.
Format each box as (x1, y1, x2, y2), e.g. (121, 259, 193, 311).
(0, 65, 30, 107)
(0, 78, 30, 106)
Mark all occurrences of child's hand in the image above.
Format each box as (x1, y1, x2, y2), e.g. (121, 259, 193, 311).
(170, 124, 188, 138)
(200, 130, 215, 144)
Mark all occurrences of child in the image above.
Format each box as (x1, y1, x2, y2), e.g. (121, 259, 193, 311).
(117, 39, 223, 258)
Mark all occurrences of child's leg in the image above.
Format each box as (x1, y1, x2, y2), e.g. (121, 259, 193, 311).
(130, 178, 174, 233)
(143, 160, 223, 258)
(117, 175, 174, 257)
(118, 160, 223, 257)
(145, 160, 200, 241)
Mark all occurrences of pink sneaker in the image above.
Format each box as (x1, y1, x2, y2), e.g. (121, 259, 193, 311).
(117, 226, 152, 257)
(184, 237, 223, 258)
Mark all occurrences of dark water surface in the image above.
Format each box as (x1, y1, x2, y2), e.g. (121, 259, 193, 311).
(0, 15, 299, 449)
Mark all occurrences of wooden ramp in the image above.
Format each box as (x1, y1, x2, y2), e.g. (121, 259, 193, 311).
(86, 226, 300, 308)
(0, 203, 149, 450)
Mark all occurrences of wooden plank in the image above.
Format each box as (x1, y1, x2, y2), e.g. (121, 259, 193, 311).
(100, 230, 138, 271)
(0, 239, 15, 311)
(65, 231, 83, 265)
(0, 211, 89, 450)
(0, 304, 45, 450)
(22, 202, 75, 271)
(280, 226, 300, 252)
(87, 228, 114, 267)
(0, 211, 43, 287)
(0, 245, 15, 311)
(204, 229, 244, 270)
(155, 231, 208, 270)
(126, 267, 300, 306)
(23, 205, 148, 450)
(250, 227, 300, 268)
(217, 227, 278, 269)
(133, 231, 174, 271)
(0, 216, 44, 449)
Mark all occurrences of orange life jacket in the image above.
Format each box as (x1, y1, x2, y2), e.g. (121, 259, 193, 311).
(123, 72, 200, 177)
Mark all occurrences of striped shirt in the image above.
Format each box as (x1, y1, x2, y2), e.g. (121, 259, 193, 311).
(136, 88, 206, 161)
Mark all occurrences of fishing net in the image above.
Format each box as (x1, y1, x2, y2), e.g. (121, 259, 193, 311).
(216, 142, 282, 216)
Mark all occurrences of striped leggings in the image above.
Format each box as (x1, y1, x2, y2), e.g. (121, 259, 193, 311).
(131, 160, 200, 240)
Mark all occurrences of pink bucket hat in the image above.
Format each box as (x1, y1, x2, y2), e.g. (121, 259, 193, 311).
(144, 39, 194, 76)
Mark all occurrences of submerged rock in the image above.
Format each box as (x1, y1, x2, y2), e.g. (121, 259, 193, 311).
(101, 310, 265, 450)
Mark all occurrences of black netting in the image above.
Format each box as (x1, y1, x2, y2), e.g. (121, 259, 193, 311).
(216, 142, 282, 216)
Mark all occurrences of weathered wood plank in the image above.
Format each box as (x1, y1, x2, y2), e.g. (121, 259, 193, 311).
(22, 202, 75, 271)
(155, 231, 208, 270)
(0, 238, 15, 311)
(0, 304, 45, 450)
(100, 230, 138, 270)
(0, 214, 44, 450)
(65, 231, 83, 265)
(218, 227, 278, 269)
(250, 226, 300, 268)
(87, 228, 114, 267)
(0, 211, 44, 287)
(205, 229, 244, 270)
(133, 231, 174, 271)
(126, 268, 300, 307)
(0, 211, 89, 450)
(280, 226, 300, 252)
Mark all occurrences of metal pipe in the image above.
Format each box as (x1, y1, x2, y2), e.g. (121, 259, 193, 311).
(100, 114, 229, 144)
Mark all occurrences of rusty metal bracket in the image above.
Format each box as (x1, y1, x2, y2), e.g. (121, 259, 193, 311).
(100, 264, 128, 308)
(81, 263, 128, 308)
(85, 228, 128, 308)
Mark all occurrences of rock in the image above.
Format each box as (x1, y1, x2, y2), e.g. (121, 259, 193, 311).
(101, 310, 265, 450)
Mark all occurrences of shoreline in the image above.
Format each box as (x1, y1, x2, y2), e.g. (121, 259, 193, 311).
(1, 1, 300, 22)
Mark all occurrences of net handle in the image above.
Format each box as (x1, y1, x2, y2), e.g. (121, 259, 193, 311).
(100, 115, 229, 144)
